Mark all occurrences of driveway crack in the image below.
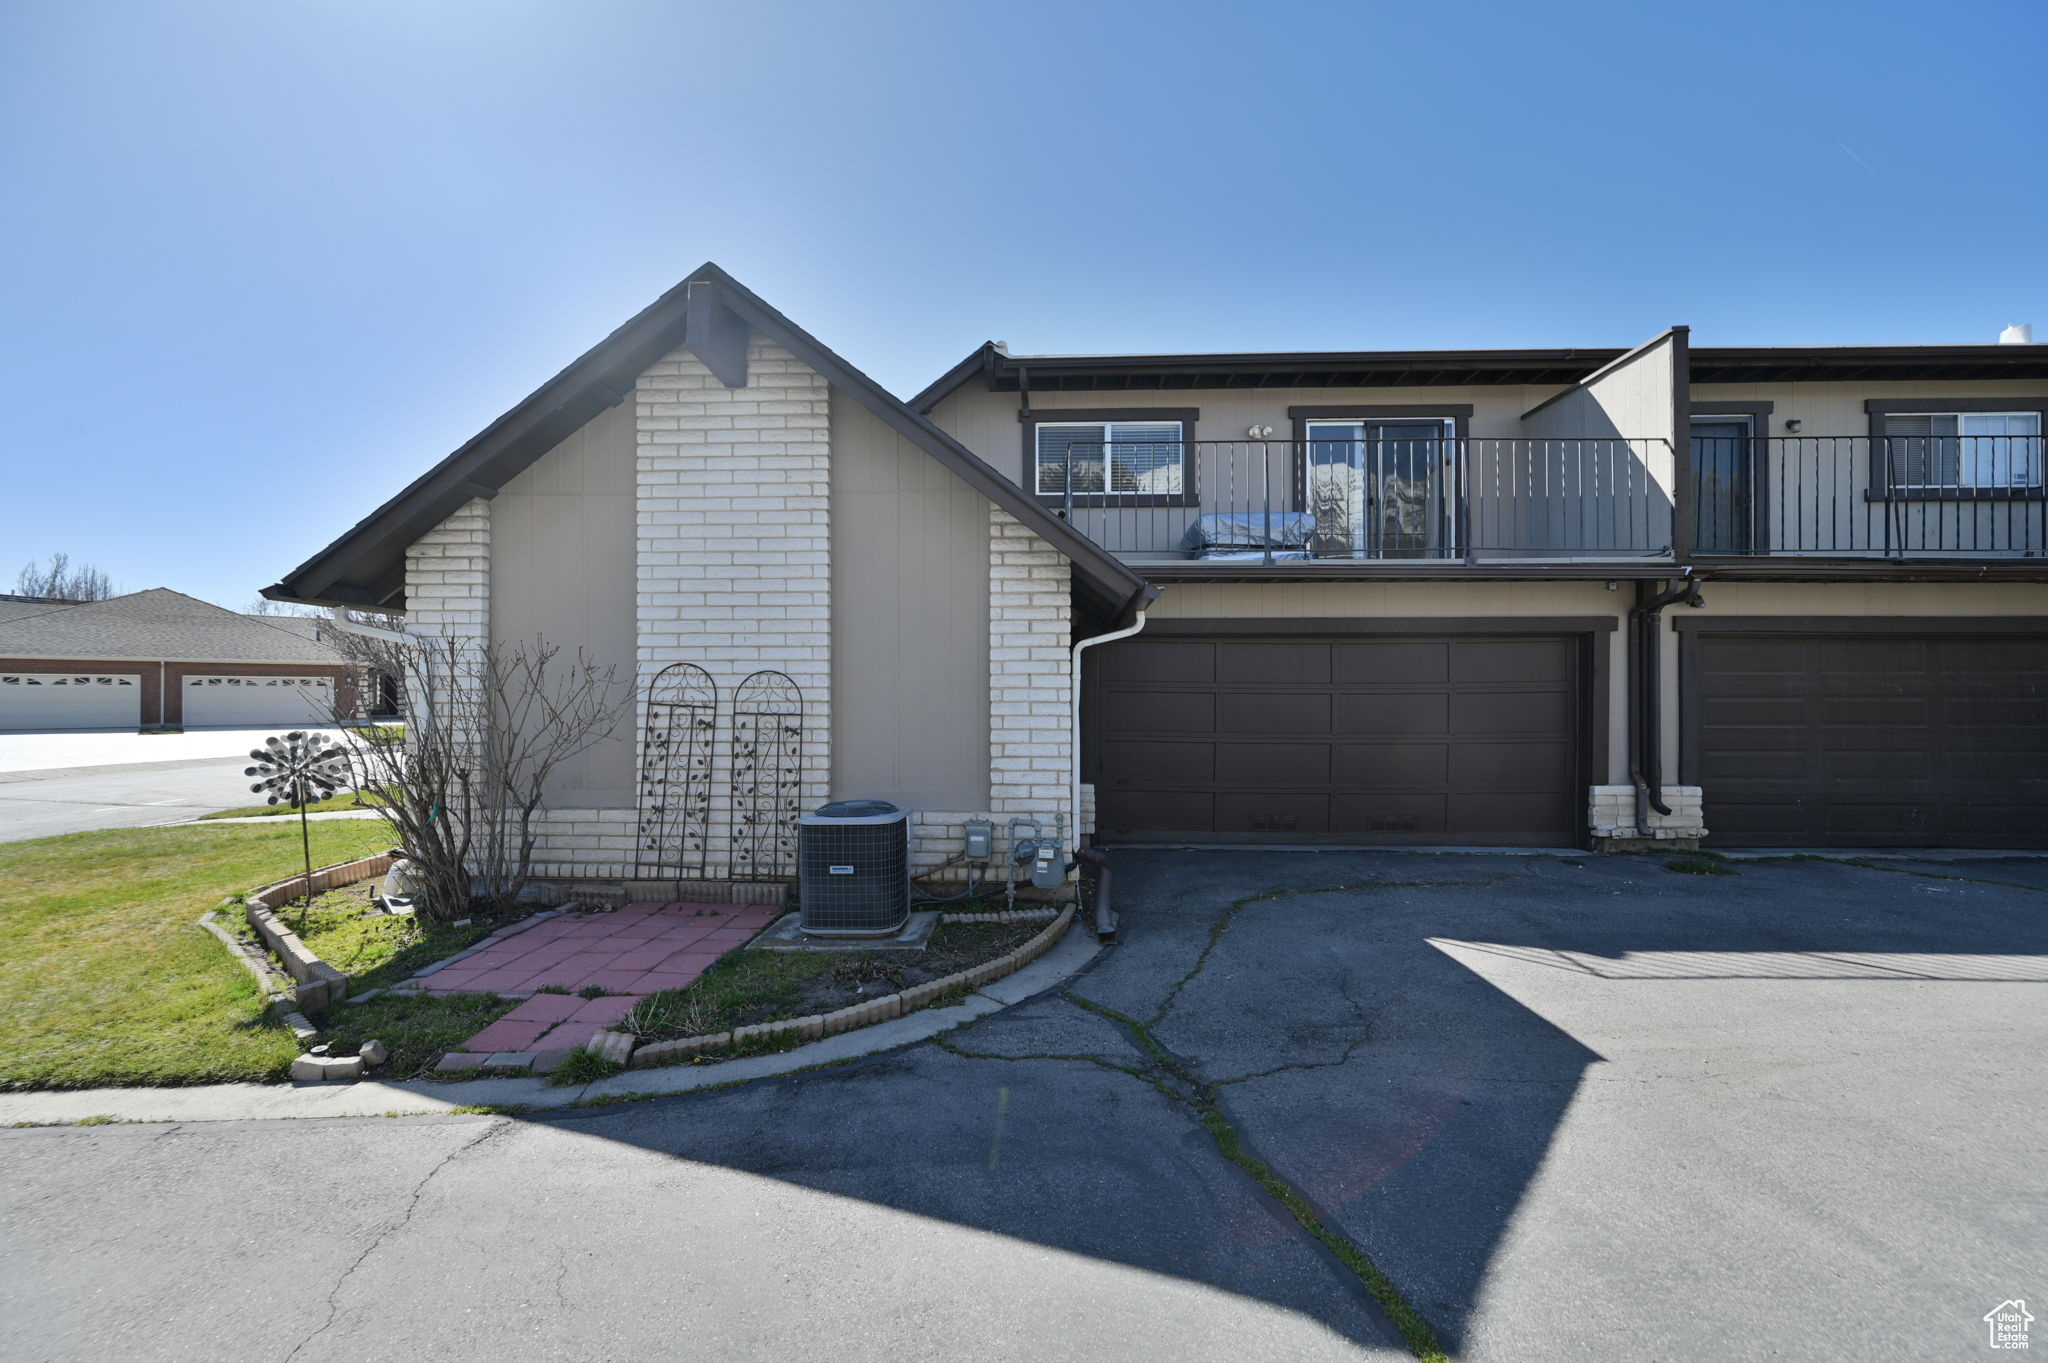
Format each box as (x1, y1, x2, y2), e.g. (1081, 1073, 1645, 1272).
(1062, 986, 1450, 1362)
(281, 1117, 510, 1362)
(1213, 988, 1388, 1087)
(1151, 873, 1523, 1029)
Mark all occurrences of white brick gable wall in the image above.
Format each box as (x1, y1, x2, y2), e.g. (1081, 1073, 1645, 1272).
(635, 337, 832, 874)
(405, 347, 1086, 889)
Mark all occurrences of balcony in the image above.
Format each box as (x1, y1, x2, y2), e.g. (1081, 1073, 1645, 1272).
(1691, 435, 2046, 559)
(1036, 435, 2046, 574)
(1039, 437, 1677, 569)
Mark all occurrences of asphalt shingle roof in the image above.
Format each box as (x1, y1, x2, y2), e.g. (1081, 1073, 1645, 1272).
(0, 589, 342, 664)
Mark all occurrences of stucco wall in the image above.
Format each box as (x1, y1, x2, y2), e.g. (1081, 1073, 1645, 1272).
(1691, 379, 2047, 437)
(1691, 379, 2048, 557)
(828, 390, 991, 810)
(925, 382, 1568, 490)
(490, 399, 638, 806)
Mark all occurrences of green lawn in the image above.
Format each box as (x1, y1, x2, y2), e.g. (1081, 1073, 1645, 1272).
(287, 882, 494, 990)
(0, 820, 396, 1089)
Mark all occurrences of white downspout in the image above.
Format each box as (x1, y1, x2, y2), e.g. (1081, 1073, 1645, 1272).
(329, 606, 431, 733)
(327, 605, 413, 645)
(1069, 609, 1148, 858)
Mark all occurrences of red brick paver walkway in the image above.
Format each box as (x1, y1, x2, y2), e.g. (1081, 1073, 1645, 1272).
(428, 901, 779, 997)
(432, 901, 781, 1061)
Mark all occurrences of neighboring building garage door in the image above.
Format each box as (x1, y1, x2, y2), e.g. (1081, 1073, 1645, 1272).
(183, 675, 334, 728)
(1088, 632, 1585, 846)
(0, 672, 141, 730)
(1693, 631, 2048, 848)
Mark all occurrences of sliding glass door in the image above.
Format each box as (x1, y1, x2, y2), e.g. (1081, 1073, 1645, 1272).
(1304, 419, 1455, 558)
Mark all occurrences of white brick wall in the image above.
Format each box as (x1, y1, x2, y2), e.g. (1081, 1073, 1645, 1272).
(1588, 784, 1706, 841)
(403, 498, 490, 643)
(524, 807, 640, 880)
(636, 337, 832, 876)
(989, 506, 1072, 821)
(403, 498, 491, 746)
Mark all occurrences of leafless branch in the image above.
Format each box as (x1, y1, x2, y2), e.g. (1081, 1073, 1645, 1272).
(327, 629, 628, 920)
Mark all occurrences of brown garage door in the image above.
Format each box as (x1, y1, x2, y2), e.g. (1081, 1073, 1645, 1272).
(1088, 633, 1585, 846)
(1694, 632, 2048, 848)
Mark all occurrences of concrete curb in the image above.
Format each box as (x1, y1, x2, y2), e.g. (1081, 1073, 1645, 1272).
(0, 921, 1103, 1126)
(623, 904, 1077, 1069)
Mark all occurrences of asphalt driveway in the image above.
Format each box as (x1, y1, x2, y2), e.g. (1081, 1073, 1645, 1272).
(5, 851, 2044, 1360)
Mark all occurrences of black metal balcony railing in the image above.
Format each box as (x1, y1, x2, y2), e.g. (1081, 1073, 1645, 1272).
(1691, 436, 2046, 558)
(1043, 438, 1677, 564)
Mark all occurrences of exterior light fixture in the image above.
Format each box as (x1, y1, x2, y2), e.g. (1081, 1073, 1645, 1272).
(1784, 419, 1803, 433)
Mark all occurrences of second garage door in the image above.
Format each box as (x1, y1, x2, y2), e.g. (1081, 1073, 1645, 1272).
(1088, 632, 1587, 846)
(1693, 630, 2048, 848)
(182, 675, 335, 728)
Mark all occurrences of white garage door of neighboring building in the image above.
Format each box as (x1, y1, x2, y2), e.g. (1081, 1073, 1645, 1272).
(0, 672, 142, 730)
(183, 675, 334, 728)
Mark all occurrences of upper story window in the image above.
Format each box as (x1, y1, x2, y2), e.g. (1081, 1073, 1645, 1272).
(1034, 420, 1187, 500)
(1884, 411, 2043, 491)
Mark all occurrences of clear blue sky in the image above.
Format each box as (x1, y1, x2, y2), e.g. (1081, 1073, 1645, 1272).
(3, 0, 2043, 610)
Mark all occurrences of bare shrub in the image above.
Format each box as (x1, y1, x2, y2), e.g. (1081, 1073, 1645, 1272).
(330, 627, 628, 921)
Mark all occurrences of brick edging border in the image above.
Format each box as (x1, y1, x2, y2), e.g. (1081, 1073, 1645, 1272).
(630, 903, 1078, 1068)
(241, 853, 398, 1013)
(219, 854, 1081, 1083)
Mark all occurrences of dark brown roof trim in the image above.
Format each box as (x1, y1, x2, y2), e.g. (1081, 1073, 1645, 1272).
(910, 340, 2048, 411)
(1521, 327, 1688, 421)
(908, 342, 1001, 414)
(264, 265, 1157, 626)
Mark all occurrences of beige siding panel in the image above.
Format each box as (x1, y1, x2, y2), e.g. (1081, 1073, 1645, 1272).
(830, 389, 991, 809)
(1692, 381, 2048, 556)
(489, 400, 638, 806)
(1518, 334, 1681, 555)
(1690, 379, 2048, 437)
(926, 382, 1572, 489)
(927, 379, 1682, 560)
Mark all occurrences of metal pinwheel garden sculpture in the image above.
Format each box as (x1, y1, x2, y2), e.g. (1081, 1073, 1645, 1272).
(246, 731, 354, 921)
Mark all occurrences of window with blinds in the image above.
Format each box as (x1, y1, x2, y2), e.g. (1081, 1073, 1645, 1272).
(1885, 412, 2043, 490)
(1035, 421, 1186, 497)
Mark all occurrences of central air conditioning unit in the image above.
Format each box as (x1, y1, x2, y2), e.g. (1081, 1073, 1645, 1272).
(798, 799, 911, 937)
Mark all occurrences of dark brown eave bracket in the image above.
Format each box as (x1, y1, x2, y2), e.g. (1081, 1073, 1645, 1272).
(685, 280, 749, 388)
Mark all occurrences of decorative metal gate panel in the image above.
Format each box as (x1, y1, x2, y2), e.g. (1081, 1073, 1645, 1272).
(729, 670, 804, 881)
(636, 664, 718, 883)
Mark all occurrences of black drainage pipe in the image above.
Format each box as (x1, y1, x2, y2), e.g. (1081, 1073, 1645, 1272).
(1072, 846, 1118, 944)
(1628, 575, 1704, 833)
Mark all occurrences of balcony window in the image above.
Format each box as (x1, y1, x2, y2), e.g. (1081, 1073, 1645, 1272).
(1884, 412, 2042, 491)
(1035, 421, 1186, 500)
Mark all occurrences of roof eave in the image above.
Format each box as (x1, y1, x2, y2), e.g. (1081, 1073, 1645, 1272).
(270, 264, 1154, 626)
